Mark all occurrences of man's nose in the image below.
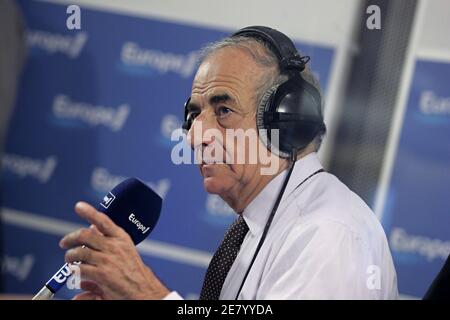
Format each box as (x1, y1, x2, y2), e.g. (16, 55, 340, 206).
(187, 111, 218, 150)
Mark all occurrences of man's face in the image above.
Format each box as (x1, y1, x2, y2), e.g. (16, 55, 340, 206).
(187, 47, 277, 198)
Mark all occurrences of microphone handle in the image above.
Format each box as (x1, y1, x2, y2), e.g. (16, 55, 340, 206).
(32, 286, 54, 300)
(32, 261, 80, 300)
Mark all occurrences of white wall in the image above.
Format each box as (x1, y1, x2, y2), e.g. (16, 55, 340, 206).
(417, 0, 450, 62)
(43, 0, 360, 47)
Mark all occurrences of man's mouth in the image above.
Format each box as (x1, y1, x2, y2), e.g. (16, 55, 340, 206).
(202, 159, 225, 165)
(200, 157, 228, 178)
(201, 152, 226, 165)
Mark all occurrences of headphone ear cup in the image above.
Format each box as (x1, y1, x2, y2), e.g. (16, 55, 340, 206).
(257, 76, 325, 159)
(182, 97, 192, 131)
(256, 85, 290, 158)
(256, 85, 277, 131)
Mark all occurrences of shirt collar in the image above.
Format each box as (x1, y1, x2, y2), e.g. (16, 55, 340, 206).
(242, 152, 323, 236)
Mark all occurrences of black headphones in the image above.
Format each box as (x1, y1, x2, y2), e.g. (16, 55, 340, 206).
(182, 25, 326, 159)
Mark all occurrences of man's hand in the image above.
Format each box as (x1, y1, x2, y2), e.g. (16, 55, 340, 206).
(59, 201, 170, 300)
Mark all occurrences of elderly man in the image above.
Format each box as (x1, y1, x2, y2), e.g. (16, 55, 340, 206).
(60, 26, 398, 300)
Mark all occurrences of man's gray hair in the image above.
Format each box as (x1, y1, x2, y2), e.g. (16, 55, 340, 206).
(198, 35, 325, 151)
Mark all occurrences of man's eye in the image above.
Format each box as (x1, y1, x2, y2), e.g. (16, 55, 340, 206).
(216, 106, 232, 117)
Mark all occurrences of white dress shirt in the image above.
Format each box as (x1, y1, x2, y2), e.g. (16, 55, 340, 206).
(165, 152, 398, 300)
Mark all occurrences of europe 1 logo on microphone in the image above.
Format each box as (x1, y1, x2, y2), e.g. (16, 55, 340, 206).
(100, 192, 116, 209)
(46, 262, 81, 293)
(129, 213, 150, 234)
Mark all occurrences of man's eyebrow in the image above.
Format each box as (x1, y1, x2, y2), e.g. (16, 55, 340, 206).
(209, 94, 235, 105)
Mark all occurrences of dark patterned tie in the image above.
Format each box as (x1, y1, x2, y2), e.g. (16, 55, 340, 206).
(200, 215, 249, 300)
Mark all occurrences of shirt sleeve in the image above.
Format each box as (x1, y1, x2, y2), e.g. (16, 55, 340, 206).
(163, 291, 184, 300)
(256, 219, 393, 299)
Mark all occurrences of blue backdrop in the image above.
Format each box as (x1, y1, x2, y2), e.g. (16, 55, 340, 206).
(1, 1, 334, 299)
(381, 59, 450, 298)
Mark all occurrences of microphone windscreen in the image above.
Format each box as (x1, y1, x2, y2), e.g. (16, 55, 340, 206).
(96, 177, 162, 245)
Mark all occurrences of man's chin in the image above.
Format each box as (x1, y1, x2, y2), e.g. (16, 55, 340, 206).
(203, 176, 231, 195)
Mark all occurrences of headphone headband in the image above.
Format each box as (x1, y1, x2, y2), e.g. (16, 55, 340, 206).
(231, 26, 310, 72)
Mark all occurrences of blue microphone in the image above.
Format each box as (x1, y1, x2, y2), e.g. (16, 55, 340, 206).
(32, 178, 162, 300)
